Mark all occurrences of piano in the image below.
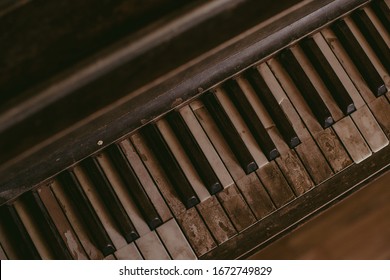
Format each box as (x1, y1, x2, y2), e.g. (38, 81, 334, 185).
(0, 0, 389, 260)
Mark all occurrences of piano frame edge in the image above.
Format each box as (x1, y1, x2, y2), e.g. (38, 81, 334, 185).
(200, 144, 390, 260)
(0, 0, 370, 204)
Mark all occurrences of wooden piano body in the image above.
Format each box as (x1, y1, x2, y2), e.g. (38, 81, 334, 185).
(0, 0, 389, 259)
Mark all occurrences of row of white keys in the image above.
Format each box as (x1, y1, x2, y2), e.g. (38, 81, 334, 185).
(235, 74, 314, 195)
(319, 28, 389, 154)
(267, 55, 351, 172)
(157, 104, 258, 231)
(120, 139, 197, 259)
(257, 62, 335, 183)
(50, 179, 104, 260)
(274, 32, 367, 164)
(36, 184, 88, 259)
(130, 132, 213, 257)
(96, 152, 170, 260)
(190, 100, 278, 217)
(345, 14, 390, 89)
(155, 119, 211, 202)
(177, 105, 250, 241)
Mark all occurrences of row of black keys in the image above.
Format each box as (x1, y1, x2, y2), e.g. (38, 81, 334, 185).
(1, 2, 389, 260)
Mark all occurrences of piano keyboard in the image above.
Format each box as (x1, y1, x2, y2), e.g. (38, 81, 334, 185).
(1, 0, 389, 260)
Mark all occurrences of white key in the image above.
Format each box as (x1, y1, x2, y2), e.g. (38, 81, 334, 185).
(344, 17, 390, 89)
(290, 44, 344, 121)
(119, 139, 172, 222)
(214, 87, 269, 168)
(97, 153, 150, 237)
(130, 133, 187, 217)
(157, 218, 197, 260)
(156, 118, 210, 202)
(257, 63, 312, 141)
(179, 105, 234, 188)
(333, 117, 371, 163)
(73, 165, 127, 250)
(136, 231, 170, 260)
(51, 180, 102, 260)
(115, 243, 143, 260)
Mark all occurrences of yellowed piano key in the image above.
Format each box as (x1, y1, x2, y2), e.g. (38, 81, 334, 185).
(176, 207, 216, 257)
(257, 63, 312, 141)
(51, 180, 103, 260)
(290, 44, 344, 121)
(344, 17, 390, 89)
(333, 117, 372, 163)
(136, 231, 170, 260)
(115, 243, 143, 260)
(157, 218, 197, 260)
(119, 139, 172, 222)
(192, 104, 273, 221)
(369, 97, 390, 138)
(235, 76, 274, 129)
(179, 105, 234, 189)
(13, 199, 53, 259)
(97, 152, 151, 239)
(351, 105, 389, 152)
(196, 196, 237, 244)
(214, 86, 269, 168)
(131, 132, 187, 217)
(235, 76, 314, 194)
(73, 166, 127, 250)
(320, 28, 375, 105)
(37, 185, 88, 260)
(130, 133, 217, 257)
(156, 118, 210, 202)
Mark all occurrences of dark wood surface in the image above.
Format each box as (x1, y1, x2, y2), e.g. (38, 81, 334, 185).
(0, 0, 370, 204)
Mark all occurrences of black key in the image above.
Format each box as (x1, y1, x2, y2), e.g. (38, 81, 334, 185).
(244, 67, 302, 147)
(21, 191, 73, 259)
(81, 157, 139, 243)
(301, 37, 356, 115)
(223, 79, 280, 160)
(332, 19, 387, 97)
(106, 144, 164, 227)
(353, 9, 390, 73)
(0, 205, 41, 260)
(372, 0, 390, 34)
(140, 125, 200, 208)
(279, 49, 334, 128)
(57, 171, 115, 256)
(202, 91, 258, 174)
(166, 112, 223, 195)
